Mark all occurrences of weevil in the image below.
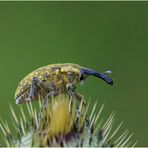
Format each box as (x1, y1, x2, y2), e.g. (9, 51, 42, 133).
(15, 63, 113, 104)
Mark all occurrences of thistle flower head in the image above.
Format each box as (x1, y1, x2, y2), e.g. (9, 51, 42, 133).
(0, 94, 137, 147)
(38, 95, 76, 141)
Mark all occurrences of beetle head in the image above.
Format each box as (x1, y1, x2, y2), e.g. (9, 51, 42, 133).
(80, 68, 113, 85)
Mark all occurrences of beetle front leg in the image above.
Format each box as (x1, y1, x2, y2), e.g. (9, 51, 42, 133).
(66, 83, 86, 120)
(66, 83, 76, 99)
(74, 92, 86, 105)
(66, 83, 85, 104)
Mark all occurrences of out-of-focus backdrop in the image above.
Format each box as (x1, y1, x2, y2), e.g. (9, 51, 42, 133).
(0, 2, 147, 146)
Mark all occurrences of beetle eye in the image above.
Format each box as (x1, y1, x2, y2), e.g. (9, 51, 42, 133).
(80, 74, 87, 81)
(80, 76, 84, 81)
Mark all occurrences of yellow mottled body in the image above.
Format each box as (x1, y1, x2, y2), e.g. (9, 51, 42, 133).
(15, 63, 81, 103)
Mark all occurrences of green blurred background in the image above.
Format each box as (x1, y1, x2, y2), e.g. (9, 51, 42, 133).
(0, 2, 148, 146)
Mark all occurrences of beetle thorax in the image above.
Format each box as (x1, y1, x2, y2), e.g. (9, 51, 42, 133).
(47, 67, 80, 92)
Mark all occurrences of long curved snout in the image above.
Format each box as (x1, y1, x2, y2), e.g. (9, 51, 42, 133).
(80, 68, 113, 85)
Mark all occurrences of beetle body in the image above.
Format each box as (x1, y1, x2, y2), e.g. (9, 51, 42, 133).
(15, 63, 113, 104)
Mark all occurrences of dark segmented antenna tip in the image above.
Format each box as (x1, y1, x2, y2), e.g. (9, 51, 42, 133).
(80, 68, 113, 85)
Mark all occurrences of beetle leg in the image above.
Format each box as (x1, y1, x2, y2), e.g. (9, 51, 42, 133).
(43, 91, 59, 105)
(74, 92, 86, 105)
(66, 83, 85, 104)
(29, 77, 48, 101)
(66, 83, 75, 99)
